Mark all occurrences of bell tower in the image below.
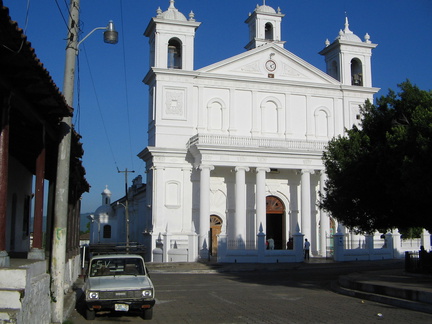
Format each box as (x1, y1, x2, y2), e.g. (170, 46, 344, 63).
(319, 17, 377, 87)
(144, 0, 201, 70)
(245, 2, 285, 50)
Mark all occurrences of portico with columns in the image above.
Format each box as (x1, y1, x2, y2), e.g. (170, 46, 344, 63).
(139, 1, 378, 262)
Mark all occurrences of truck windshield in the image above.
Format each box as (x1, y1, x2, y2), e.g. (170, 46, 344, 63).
(90, 258, 145, 277)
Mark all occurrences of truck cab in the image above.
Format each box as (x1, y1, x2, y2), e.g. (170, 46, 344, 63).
(84, 254, 155, 320)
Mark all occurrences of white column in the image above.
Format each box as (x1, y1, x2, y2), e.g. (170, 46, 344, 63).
(319, 171, 329, 256)
(256, 168, 269, 236)
(199, 165, 214, 258)
(235, 166, 249, 248)
(301, 169, 313, 244)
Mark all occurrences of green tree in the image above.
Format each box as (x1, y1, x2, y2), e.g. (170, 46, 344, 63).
(320, 81, 432, 233)
(80, 221, 91, 235)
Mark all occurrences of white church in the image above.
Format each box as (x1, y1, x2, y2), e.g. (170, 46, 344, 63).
(92, 1, 417, 263)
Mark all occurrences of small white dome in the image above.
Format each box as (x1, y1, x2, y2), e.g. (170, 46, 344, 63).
(102, 185, 111, 196)
(158, 0, 187, 21)
(256, 4, 276, 14)
(95, 204, 112, 217)
(336, 17, 362, 43)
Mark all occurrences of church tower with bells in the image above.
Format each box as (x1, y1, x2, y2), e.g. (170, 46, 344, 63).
(245, 1, 285, 50)
(319, 17, 377, 87)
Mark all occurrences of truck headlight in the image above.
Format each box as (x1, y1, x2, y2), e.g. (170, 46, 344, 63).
(142, 289, 153, 298)
(87, 291, 99, 300)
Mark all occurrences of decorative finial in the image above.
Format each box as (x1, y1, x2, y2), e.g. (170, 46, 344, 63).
(364, 33, 371, 43)
(156, 7, 162, 17)
(169, 0, 175, 9)
(263, 0, 266, 5)
(277, 7, 282, 14)
(189, 10, 195, 21)
(344, 16, 353, 34)
(325, 38, 330, 47)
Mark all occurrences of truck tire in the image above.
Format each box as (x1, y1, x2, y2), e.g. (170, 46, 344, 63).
(85, 308, 96, 320)
(143, 308, 153, 320)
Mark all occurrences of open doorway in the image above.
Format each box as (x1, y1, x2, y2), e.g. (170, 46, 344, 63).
(209, 215, 222, 256)
(265, 196, 285, 249)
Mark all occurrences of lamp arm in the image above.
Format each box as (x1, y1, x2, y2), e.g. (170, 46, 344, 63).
(76, 27, 106, 52)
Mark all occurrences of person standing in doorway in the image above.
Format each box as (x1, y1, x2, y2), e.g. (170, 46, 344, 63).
(268, 237, 275, 250)
(304, 238, 310, 260)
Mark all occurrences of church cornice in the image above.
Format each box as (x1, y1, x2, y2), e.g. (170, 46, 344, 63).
(144, 66, 379, 97)
(319, 39, 377, 56)
(144, 17, 201, 37)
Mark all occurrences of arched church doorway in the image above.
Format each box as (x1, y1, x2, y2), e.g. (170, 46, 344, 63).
(210, 215, 222, 256)
(266, 196, 285, 249)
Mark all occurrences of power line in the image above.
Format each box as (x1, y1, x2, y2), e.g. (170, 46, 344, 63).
(80, 45, 120, 171)
(119, 1, 135, 170)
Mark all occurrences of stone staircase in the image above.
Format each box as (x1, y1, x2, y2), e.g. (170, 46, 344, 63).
(0, 260, 50, 324)
(333, 269, 432, 314)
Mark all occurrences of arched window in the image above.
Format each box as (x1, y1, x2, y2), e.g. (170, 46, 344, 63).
(351, 58, 363, 86)
(207, 99, 225, 131)
(103, 225, 112, 239)
(265, 22, 274, 40)
(261, 97, 282, 134)
(315, 110, 328, 137)
(168, 38, 182, 69)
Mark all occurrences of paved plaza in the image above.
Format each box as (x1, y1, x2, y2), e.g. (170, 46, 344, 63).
(67, 261, 432, 323)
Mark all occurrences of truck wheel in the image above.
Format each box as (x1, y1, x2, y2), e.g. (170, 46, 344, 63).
(85, 308, 96, 320)
(143, 308, 153, 320)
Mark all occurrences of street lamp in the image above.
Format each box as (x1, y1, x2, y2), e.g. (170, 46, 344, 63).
(77, 20, 118, 51)
(51, 1, 118, 322)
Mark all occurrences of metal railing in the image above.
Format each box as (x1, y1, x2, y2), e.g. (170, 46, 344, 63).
(405, 251, 432, 274)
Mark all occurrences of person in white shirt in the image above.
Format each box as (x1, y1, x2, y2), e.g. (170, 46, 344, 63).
(268, 238, 275, 250)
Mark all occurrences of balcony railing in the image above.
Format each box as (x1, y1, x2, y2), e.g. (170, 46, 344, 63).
(187, 134, 328, 152)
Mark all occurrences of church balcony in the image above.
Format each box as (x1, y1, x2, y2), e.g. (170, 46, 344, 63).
(187, 134, 328, 153)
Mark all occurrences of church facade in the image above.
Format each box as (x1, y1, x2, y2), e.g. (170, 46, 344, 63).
(137, 1, 379, 262)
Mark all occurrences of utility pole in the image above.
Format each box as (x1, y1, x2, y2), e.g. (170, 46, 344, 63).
(118, 168, 135, 252)
(51, 1, 79, 322)
(51, 1, 118, 321)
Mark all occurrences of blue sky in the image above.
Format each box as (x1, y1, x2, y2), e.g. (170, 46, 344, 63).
(4, 0, 432, 213)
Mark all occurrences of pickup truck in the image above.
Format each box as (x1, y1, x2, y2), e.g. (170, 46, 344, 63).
(84, 254, 155, 320)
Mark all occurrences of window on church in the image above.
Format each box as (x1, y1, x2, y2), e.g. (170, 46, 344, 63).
(265, 23, 274, 40)
(315, 109, 329, 138)
(208, 101, 223, 131)
(168, 38, 182, 69)
(351, 58, 363, 86)
(103, 225, 112, 239)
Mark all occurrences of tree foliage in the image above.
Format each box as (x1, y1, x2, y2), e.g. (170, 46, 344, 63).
(320, 81, 432, 233)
